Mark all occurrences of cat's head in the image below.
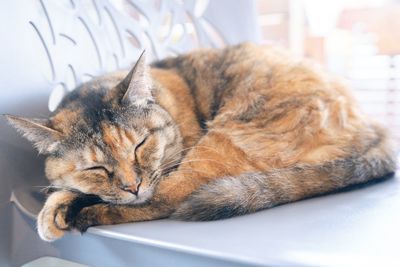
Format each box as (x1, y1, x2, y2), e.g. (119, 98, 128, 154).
(5, 52, 183, 204)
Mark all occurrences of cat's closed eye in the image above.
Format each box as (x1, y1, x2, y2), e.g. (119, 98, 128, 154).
(84, 166, 113, 176)
(134, 136, 149, 154)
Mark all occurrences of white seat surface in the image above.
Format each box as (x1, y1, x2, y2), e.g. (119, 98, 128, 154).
(85, 173, 400, 267)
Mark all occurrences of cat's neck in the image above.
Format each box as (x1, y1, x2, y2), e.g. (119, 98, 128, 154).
(150, 68, 203, 148)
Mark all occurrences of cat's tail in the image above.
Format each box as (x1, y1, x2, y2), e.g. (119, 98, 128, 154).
(171, 131, 397, 221)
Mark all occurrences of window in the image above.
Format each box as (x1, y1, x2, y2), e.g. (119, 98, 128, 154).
(257, 0, 400, 145)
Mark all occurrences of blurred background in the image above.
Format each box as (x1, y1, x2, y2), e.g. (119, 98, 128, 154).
(256, 0, 400, 144)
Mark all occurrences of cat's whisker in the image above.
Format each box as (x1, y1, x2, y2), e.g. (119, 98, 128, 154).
(160, 147, 210, 170)
(32, 185, 67, 194)
(159, 157, 182, 170)
(159, 145, 201, 167)
(159, 161, 183, 171)
(165, 168, 212, 177)
(170, 158, 232, 172)
(160, 157, 235, 174)
(163, 144, 219, 161)
(32, 185, 62, 189)
(159, 145, 230, 169)
(173, 158, 227, 167)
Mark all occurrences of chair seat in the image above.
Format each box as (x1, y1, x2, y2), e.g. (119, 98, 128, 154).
(12, 172, 400, 266)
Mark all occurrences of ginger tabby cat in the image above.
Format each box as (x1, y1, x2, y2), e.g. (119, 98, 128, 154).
(6, 43, 396, 241)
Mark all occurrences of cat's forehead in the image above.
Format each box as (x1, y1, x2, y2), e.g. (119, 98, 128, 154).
(78, 130, 135, 163)
(60, 120, 147, 165)
(52, 87, 146, 132)
(53, 107, 146, 144)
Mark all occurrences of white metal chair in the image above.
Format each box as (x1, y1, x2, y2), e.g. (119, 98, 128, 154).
(1, 1, 399, 267)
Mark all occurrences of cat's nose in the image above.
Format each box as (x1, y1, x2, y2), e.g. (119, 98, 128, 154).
(121, 184, 140, 195)
(120, 178, 142, 196)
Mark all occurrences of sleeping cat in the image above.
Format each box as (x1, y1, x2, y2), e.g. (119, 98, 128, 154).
(6, 43, 396, 241)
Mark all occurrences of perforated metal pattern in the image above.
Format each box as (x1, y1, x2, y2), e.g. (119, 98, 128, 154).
(27, 0, 250, 111)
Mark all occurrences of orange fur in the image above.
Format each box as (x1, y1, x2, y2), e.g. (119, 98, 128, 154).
(6, 43, 396, 240)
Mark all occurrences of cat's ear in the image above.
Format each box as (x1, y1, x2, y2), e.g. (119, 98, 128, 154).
(119, 50, 153, 105)
(4, 115, 62, 154)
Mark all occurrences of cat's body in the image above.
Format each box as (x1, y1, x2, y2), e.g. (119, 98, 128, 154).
(6, 43, 396, 241)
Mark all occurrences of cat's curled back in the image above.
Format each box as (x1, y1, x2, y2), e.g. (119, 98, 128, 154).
(6, 43, 397, 241)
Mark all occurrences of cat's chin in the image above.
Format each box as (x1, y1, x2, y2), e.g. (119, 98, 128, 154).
(103, 188, 155, 205)
(109, 197, 149, 205)
(132, 188, 154, 205)
(103, 197, 137, 205)
(99, 194, 137, 205)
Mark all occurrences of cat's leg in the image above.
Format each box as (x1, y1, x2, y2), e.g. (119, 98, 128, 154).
(37, 190, 102, 241)
(72, 131, 259, 231)
(37, 190, 80, 241)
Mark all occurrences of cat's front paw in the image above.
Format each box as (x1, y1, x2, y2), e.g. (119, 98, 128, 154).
(37, 202, 70, 241)
(37, 191, 79, 242)
(72, 205, 103, 233)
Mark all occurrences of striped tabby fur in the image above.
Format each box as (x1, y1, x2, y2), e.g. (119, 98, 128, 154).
(6, 43, 396, 241)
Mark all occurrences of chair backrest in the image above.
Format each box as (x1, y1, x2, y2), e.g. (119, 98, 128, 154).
(0, 1, 259, 265)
